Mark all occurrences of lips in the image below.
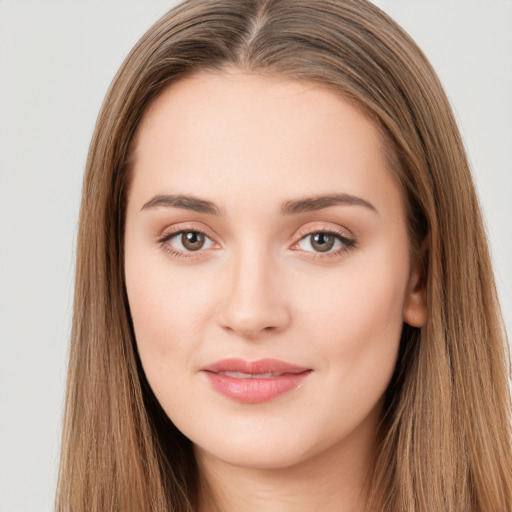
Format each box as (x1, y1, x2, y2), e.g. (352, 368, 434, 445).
(201, 358, 312, 404)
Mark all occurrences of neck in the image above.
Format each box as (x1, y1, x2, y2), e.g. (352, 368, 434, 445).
(195, 410, 379, 512)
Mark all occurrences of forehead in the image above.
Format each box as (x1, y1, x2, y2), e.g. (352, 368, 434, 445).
(134, 71, 381, 154)
(127, 70, 402, 219)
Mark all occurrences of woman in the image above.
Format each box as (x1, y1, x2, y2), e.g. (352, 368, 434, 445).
(56, 0, 512, 510)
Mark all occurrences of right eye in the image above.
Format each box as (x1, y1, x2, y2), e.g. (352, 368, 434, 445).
(159, 229, 217, 257)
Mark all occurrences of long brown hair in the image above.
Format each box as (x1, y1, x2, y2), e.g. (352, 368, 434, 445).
(57, 1, 512, 510)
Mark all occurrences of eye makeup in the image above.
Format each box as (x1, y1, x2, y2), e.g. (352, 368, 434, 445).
(291, 224, 357, 261)
(156, 223, 219, 259)
(155, 221, 357, 262)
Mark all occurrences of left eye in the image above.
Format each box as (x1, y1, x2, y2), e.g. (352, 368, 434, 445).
(165, 231, 216, 252)
(297, 232, 345, 253)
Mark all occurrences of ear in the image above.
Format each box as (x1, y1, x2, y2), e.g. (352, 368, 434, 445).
(403, 238, 428, 328)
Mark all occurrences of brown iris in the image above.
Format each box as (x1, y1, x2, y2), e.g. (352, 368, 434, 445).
(310, 233, 335, 252)
(181, 231, 205, 251)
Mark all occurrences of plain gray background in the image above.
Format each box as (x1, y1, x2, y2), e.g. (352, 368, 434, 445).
(0, 1, 511, 510)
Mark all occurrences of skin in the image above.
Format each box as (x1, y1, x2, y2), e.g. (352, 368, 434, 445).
(124, 70, 426, 512)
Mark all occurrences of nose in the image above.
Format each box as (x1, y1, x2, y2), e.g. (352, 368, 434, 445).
(217, 247, 291, 339)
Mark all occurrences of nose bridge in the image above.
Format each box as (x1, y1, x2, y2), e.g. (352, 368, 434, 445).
(218, 240, 290, 337)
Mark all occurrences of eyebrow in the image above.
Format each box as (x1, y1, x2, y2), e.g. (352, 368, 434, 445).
(141, 194, 221, 214)
(141, 192, 377, 216)
(280, 193, 377, 215)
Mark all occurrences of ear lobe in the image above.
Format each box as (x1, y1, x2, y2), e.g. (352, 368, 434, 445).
(403, 239, 428, 328)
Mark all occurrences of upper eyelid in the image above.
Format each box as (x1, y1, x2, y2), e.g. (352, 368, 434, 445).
(293, 222, 354, 240)
(158, 223, 220, 243)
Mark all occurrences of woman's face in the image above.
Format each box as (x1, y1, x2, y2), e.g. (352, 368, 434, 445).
(124, 71, 426, 471)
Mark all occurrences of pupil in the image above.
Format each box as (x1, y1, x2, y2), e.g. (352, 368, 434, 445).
(312, 233, 334, 252)
(182, 231, 205, 251)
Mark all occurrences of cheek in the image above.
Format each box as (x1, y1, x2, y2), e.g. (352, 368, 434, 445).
(128, 277, 200, 348)
(125, 272, 204, 425)
(123, 240, 208, 389)
(126, 270, 205, 354)
(292, 251, 409, 393)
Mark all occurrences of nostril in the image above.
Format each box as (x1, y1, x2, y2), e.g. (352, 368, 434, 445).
(219, 315, 287, 339)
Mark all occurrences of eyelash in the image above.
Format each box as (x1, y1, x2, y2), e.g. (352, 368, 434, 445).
(156, 225, 356, 261)
(292, 226, 357, 260)
(156, 224, 217, 259)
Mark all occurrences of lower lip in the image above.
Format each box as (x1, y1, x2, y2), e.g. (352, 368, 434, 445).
(203, 371, 311, 404)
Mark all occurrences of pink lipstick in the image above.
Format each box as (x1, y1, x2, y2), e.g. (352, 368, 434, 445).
(201, 358, 312, 404)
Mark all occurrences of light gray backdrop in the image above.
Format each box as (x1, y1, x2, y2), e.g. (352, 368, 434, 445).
(0, 1, 510, 511)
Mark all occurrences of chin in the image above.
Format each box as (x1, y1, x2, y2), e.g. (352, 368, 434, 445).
(194, 438, 311, 471)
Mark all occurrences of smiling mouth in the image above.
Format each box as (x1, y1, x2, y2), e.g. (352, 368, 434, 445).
(201, 358, 312, 404)
(215, 371, 294, 378)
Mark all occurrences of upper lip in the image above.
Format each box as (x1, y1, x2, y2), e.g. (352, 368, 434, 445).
(202, 358, 311, 375)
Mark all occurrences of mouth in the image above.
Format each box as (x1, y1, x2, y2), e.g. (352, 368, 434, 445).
(201, 358, 312, 404)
